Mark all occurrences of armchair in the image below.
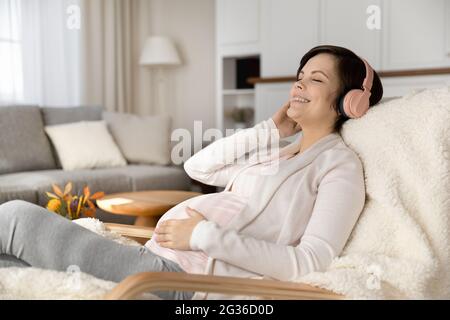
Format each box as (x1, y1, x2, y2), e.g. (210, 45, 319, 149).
(103, 223, 344, 300)
(104, 88, 450, 300)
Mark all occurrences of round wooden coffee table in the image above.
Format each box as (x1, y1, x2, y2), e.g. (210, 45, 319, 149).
(96, 190, 202, 227)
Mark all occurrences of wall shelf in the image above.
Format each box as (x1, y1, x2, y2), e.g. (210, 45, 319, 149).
(219, 55, 260, 132)
(222, 89, 255, 95)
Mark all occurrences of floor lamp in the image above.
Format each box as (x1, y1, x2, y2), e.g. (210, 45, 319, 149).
(139, 36, 181, 115)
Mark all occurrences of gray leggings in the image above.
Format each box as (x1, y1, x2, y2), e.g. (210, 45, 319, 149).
(0, 200, 194, 300)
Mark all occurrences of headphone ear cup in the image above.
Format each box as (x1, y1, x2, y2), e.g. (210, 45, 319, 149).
(343, 89, 370, 118)
(336, 56, 374, 120)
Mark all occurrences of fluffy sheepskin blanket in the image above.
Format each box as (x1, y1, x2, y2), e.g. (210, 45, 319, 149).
(0, 218, 161, 300)
(297, 87, 450, 299)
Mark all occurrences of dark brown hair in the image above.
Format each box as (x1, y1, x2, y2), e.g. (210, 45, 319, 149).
(297, 45, 383, 133)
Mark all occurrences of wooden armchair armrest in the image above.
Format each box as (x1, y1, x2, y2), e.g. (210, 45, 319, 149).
(105, 272, 344, 300)
(104, 223, 154, 245)
(104, 223, 344, 300)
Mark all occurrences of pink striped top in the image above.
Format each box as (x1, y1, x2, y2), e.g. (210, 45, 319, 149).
(145, 191, 249, 274)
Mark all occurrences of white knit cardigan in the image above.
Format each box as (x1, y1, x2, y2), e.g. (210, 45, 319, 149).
(184, 118, 365, 300)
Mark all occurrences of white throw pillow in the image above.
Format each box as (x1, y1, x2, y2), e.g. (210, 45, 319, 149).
(45, 121, 127, 171)
(102, 111, 172, 165)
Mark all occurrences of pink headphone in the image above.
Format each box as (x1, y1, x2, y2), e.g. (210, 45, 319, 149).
(338, 57, 374, 119)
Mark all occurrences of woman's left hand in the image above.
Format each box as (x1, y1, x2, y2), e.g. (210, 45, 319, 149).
(154, 207, 206, 251)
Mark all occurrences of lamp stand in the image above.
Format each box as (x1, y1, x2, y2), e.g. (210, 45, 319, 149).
(155, 67, 168, 115)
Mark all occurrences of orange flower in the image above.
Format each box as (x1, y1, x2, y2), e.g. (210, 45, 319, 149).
(47, 198, 61, 212)
(45, 182, 104, 220)
(81, 186, 105, 218)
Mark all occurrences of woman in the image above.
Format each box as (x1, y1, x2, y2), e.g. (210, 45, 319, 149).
(0, 45, 383, 300)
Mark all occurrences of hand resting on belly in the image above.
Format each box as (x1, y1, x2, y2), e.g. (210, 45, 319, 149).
(145, 191, 248, 274)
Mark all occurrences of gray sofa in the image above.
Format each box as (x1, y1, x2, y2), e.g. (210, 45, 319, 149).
(0, 105, 192, 224)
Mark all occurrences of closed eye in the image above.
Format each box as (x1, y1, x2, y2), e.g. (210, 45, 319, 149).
(296, 78, 323, 83)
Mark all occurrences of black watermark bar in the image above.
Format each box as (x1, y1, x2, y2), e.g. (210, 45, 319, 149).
(0, 300, 446, 319)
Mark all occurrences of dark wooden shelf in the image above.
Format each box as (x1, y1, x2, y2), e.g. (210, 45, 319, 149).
(247, 67, 450, 85)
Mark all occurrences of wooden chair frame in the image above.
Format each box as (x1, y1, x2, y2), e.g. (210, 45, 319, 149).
(104, 223, 344, 300)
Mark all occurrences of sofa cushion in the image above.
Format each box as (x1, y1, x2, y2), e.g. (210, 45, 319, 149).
(95, 165, 191, 191)
(0, 170, 132, 205)
(0, 170, 61, 204)
(45, 121, 127, 171)
(40, 106, 104, 126)
(103, 111, 172, 165)
(0, 105, 57, 174)
(40, 106, 105, 168)
(0, 183, 37, 204)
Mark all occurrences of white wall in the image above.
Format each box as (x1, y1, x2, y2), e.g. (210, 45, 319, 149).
(149, 0, 216, 151)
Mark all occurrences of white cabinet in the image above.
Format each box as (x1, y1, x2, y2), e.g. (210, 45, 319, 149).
(380, 74, 450, 98)
(259, 0, 450, 74)
(382, 0, 450, 70)
(216, 0, 261, 56)
(255, 82, 300, 143)
(260, 0, 320, 77)
(255, 82, 291, 123)
(320, 0, 382, 69)
(319, 0, 450, 70)
(447, 1, 450, 56)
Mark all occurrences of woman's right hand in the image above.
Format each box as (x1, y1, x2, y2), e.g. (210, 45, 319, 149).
(271, 101, 302, 138)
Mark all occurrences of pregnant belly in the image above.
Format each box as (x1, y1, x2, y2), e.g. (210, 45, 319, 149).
(145, 191, 248, 274)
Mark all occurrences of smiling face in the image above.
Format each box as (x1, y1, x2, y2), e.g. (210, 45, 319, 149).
(287, 53, 342, 131)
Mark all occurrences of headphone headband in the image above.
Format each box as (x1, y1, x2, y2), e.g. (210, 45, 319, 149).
(360, 57, 374, 92)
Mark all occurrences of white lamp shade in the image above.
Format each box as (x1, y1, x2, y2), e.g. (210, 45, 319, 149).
(139, 36, 181, 66)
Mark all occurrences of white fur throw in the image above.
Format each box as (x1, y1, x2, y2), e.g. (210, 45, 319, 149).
(297, 87, 450, 299)
(0, 218, 161, 300)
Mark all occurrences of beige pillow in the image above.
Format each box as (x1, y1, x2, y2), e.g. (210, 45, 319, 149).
(102, 111, 172, 165)
(45, 121, 127, 171)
